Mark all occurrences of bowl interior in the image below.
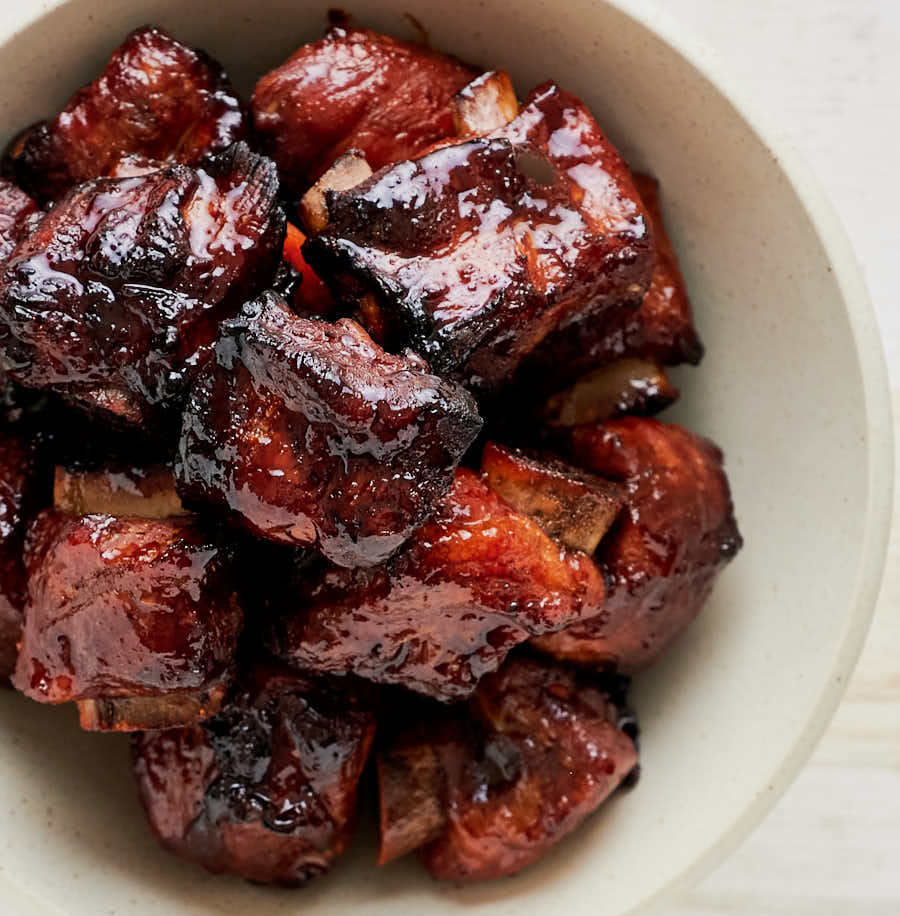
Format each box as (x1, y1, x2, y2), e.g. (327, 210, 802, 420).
(0, 1, 891, 915)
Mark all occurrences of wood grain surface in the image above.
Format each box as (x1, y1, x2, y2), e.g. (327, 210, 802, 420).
(663, 1, 900, 912)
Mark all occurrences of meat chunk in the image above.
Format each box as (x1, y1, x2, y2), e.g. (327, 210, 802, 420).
(522, 171, 702, 389)
(132, 663, 376, 885)
(268, 469, 604, 700)
(12, 510, 243, 729)
(3, 26, 246, 203)
(481, 442, 623, 554)
(376, 655, 638, 879)
(0, 432, 46, 680)
(53, 464, 185, 519)
(0, 143, 284, 427)
(538, 357, 679, 428)
(176, 292, 481, 567)
(251, 26, 477, 195)
(532, 418, 742, 671)
(0, 179, 39, 264)
(305, 83, 653, 391)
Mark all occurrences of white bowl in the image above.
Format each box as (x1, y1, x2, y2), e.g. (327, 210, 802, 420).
(0, 1, 892, 914)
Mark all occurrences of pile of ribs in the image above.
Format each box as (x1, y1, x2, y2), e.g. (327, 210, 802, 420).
(0, 20, 741, 888)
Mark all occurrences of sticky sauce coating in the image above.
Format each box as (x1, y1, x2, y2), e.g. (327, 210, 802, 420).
(132, 663, 376, 885)
(176, 291, 482, 566)
(307, 83, 654, 392)
(268, 469, 604, 700)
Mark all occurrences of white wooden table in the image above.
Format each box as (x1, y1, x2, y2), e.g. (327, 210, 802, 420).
(661, 1, 900, 913)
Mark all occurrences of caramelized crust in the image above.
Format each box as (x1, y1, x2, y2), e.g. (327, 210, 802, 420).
(0, 143, 284, 427)
(3, 26, 246, 203)
(132, 663, 376, 885)
(376, 656, 637, 879)
(306, 82, 653, 391)
(268, 469, 604, 700)
(251, 26, 477, 194)
(523, 171, 701, 388)
(532, 418, 741, 671)
(0, 432, 46, 679)
(12, 510, 243, 716)
(176, 292, 481, 566)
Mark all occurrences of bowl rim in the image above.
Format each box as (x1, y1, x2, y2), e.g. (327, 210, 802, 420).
(608, 1, 894, 912)
(0, 1, 893, 914)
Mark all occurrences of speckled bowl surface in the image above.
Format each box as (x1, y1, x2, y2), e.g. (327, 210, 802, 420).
(0, 1, 892, 914)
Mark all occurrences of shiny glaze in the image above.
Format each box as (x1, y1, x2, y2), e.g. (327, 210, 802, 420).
(532, 417, 742, 671)
(0, 176, 45, 423)
(306, 83, 654, 391)
(3, 26, 246, 204)
(377, 655, 637, 880)
(422, 656, 638, 881)
(0, 179, 39, 264)
(132, 662, 376, 885)
(0, 431, 45, 679)
(176, 291, 481, 567)
(251, 26, 476, 194)
(12, 510, 243, 703)
(0, 143, 284, 426)
(522, 171, 703, 389)
(268, 469, 604, 700)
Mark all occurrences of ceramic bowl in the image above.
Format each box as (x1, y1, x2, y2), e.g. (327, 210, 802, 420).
(0, 1, 892, 914)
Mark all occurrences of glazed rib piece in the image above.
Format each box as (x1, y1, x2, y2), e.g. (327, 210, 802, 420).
(132, 662, 376, 885)
(522, 171, 702, 390)
(3, 26, 246, 203)
(0, 432, 46, 680)
(0, 143, 284, 427)
(532, 417, 742, 671)
(305, 82, 654, 391)
(12, 510, 243, 730)
(377, 655, 638, 879)
(251, 26, 477, 195)
(268, 469, 604, 701)
(176, 292, 481, 567)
